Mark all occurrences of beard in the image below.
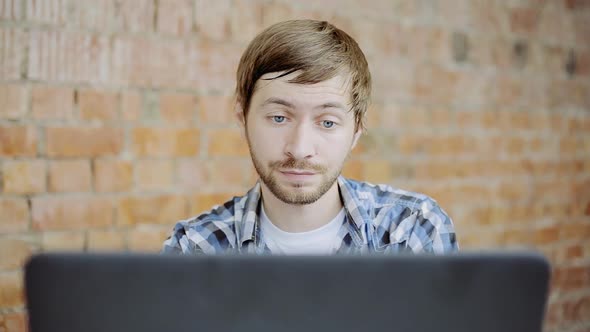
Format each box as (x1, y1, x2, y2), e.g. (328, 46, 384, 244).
(249, 148, 342, 205)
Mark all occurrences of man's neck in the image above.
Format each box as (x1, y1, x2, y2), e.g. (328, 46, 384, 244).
(260, 181, 343, 233)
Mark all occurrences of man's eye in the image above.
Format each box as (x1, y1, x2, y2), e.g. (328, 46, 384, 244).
(322, 120, 335, 128)
(272, 116, 286, 123)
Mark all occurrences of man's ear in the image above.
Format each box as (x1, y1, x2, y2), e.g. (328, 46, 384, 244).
(351, 128, 363, 150)
(235, 102, 246, 129)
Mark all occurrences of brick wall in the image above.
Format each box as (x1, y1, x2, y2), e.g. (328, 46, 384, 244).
(0, 0, 589, 331)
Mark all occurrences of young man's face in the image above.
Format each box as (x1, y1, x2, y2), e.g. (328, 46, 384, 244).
(240, 71, 361, 205)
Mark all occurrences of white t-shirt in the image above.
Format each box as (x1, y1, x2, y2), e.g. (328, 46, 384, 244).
(260, 204, 345, 255)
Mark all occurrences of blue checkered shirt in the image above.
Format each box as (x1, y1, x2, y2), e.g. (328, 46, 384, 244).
(162, 176, 458, 255)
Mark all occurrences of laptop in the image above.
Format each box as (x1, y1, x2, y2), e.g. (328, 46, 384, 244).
(25, 252, 550, 332)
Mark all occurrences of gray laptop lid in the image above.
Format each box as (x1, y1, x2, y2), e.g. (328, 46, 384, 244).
(25, 252, 550, 332)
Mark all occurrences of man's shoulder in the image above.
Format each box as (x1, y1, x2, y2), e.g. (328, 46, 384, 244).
(342, 177, 434, 209)
(343, 178, 457, 253)
(162, 195, 245, 254)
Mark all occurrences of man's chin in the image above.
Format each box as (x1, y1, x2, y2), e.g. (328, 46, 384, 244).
(268, 179, 338, 205)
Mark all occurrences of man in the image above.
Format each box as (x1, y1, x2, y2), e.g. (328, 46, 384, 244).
(162, 19, 458, 255)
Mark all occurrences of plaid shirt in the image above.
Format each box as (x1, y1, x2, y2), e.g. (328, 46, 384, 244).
(162, 176, 458, 255)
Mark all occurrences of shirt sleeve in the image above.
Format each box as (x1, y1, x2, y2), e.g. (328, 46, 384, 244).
(407, 198, 459, 254)
(161, 222, 203, 255)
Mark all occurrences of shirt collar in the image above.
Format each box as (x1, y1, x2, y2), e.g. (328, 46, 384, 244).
(236, 176, 368, 247)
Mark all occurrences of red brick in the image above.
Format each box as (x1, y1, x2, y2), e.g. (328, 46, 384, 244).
(444, 135, 478, 156)
(412, 65, 460, 105)
(25, 0, 67, 24)
(48, 159, 92, 192)
(472, 36, 514, 70)
(127, 226, 170, 252)
(2, 160, 46, 194)
(405, 25, 449, 63)
(159, 93, 197, 124)
(470, 2, 510, 33)
(0, 0, 23, 20)
(195, 0, 231, 41)
(560, 137, 577, 155)
(563, 0, 590, 10)
(0, 238, 33, 270)
(198, 95, 236, 125)
(78, 89, 119, 121)
(32, 196, 113, 231)
(509, 7, 539, 35)
(67, 0, 114, 30)
(111, 36, 188, 88)
(46, 127, 123, 157)
(156, 0, 193, 36)
(555, 266, 590, 292)
(351, 132, 380, 157)
(362, 102, 381, 129)
(41, 231, 85, 250)
(574, 13, 590, 46)
(135, 159, 174, 191)
(363, 159, 392, 184)
(536, 2, 575, 45)
(0, 198, 29, 234)
(0, 271, 23, 308)
(132, 127, 199, 157)
(497, 181, 531, 202)
(560, 223, 590, 241)
(534, 226, 560, 245)
(117, 195, 187, 226)
(564, 244, 584, 260)
(506, 136, 526, 155)
(187, 40, 241, 93)
(261, 1, 296, 28)
(397, 135, 430, 156)
(370, 59, 414, 101)
(229, 0, 264, 43)
(189, 192, 239, 216)
(412, 161, 442, 181)
(448, 185, 494, 206)
(31, 86, 74, 119)
(377, 103, 403, 130)
(456, 230, 504, 249)
(0, 126, 37, 157)
(0, 84, 26, 120)
(121, 91, 142, 122)
(0, 27, 27, 80)
(244, 163, 258, 186)
(28, 30, 110, 83)
(114, 0, 154, 33)
(93, 159, 133, 193)
(175, 159, 209, 189)
(563, 296, 590, 323)
(205, 159, 249, 189)
(544, 301, 562, 330)
(207, 127, 249, 157)
(87, 230, 125, 251)
(0, 311, 27, 332)
(341, 159, 364, 180)
(501, 229, 534, 246)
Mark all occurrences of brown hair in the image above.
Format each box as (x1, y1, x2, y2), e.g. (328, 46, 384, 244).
(235, 19, 372, 131)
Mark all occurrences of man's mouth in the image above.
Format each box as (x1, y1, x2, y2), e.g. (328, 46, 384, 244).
(279, 169, 316, 175)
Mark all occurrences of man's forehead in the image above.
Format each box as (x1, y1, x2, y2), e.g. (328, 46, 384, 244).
(255, 70, 352, 98)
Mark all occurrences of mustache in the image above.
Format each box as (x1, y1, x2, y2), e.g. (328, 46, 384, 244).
(269, 158, 327, 172)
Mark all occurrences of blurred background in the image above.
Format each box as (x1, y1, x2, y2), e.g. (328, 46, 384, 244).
(0, 0, 589, 331)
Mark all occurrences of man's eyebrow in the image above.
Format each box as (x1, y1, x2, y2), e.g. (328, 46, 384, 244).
(317, 102, 348, 111)
(260, 97, 295, 109)
(260, 98, 348, 112)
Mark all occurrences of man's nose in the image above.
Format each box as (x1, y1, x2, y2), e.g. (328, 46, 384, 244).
(284, 122, 315, 160)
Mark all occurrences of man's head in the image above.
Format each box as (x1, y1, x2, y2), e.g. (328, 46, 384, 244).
(235, 20, 371, 205)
